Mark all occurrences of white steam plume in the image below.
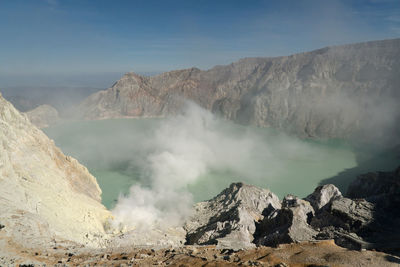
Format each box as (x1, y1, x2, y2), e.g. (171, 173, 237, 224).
(110, 101, 352, 231)
(111, 102, 268, 230)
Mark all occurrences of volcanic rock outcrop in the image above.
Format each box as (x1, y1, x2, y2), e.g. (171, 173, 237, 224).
(25, 104, 60, 128)
(255, 195, 318, 247)
(185, 166, 400, 254)
(184, 183, 281, 249)
(0, 93, 111, 251)
(80, 38, 400, 143)
(305, 184, 342, 210)
(346, 167, 400, 252)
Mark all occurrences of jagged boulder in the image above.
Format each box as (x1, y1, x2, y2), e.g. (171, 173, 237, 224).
(305, 184, 342, 211)
(312, 198, 375, 231)
(185, 176, 399, 252)
(310, 169, 400, 252)
(255, 195, 318, 246)
(184, 183, 281, 249)
(310, 197, 376, 250)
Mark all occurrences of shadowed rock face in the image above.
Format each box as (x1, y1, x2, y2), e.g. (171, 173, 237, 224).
(185, 167, 400, 253)
(255, 195, 318, 247)
(80, 38, 400, 143)
(184, 183, 281, 249)
(347, 166, 400, 199)
(346, 167, 400, 251)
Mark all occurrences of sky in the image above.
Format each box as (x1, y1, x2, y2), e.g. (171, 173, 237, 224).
(0, 0, 399, 87)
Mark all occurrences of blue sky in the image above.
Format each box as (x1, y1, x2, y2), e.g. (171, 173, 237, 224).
(0, 0, 399, 87)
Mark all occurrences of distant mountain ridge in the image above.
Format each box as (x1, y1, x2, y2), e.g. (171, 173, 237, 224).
(79, 38, 400, 144)
(25, 104, 60, 128)
(2, 86, 102, 114)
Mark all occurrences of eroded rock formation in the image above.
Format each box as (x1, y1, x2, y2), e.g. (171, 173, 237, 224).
(79, 38, 400, 143)
(0, 93, 111, 250)
(255, 195, 318, 247)
(185, 166, 400, 254)
(184, 183, 281, 249)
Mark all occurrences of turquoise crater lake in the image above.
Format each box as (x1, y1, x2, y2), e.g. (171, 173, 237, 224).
(44, 118, 397, 209)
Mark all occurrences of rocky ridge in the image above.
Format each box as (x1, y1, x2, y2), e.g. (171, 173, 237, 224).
(80, 38, 400, 144)
(184, 167, 400, 254)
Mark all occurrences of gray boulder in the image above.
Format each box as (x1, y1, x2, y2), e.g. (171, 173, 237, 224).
(184, 174, 400, 252)
(312, 198, 375, 231)
(305, 184, 342, 211)
(311, 197, 376, 250)
(255, 195, 318, 246)
(184, 183, 281, 249)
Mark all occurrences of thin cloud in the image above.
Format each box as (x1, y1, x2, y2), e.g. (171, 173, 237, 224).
(390, 26, 400, 34)
(385, 15, 400, 23)
(369, 0, 398, 3)
(45, 0, 58, 6)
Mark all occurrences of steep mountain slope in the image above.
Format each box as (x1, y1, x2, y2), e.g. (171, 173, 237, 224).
(0, 93, 111, 250)
(80, 38, 400, 143)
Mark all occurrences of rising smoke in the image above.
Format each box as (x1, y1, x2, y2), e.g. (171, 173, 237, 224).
(43, 94, 399, 234)
(111, 102, 254, 230)
(46, 100, 397, 233)
(109, 102, 354, 231)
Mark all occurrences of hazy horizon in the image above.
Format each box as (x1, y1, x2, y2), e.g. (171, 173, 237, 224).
(1, 0, 400, 88)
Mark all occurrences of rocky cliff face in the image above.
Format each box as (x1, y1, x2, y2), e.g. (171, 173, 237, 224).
(25, 104, 60, 128)
(184, 167, 400, 253)
(80, 38, 400, 143)
(184, 183, 281, 249)
(0, 93, 111, 249)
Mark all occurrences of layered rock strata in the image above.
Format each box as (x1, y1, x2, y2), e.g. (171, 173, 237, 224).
(80, 38, 400, 143)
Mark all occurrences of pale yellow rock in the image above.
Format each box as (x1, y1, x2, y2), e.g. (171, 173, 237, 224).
(0, 92, 112, 248)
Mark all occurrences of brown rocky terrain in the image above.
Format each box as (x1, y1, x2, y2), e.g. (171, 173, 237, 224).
(2, 240, 400, 266)
(79, 38, 400, 144)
